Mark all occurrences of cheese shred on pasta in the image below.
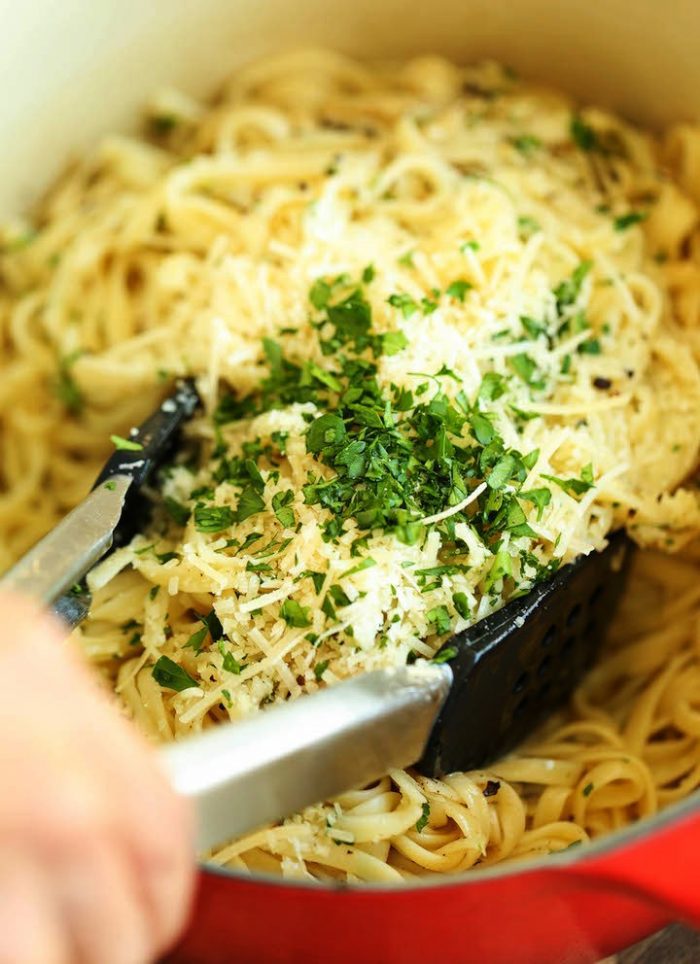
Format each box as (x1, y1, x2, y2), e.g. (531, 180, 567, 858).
(3, 51, 700, 881)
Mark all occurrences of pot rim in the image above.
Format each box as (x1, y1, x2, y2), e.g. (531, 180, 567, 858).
(199, 785, 700, 892)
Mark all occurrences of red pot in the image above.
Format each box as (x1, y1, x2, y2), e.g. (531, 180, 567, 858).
(3, 2, 699, 961)
(170, 796, 700, 963)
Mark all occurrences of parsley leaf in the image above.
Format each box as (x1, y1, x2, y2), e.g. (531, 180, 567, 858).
(236, 486, 266, 522)
(415, 802, 431, 832)
(445, 279, 473, 302)
(272, 489, 295, 528)
(164, 497, 190, 526)
(110, 434, 143, 452)
(614, 211, 647, 231)
(314, 660, 329, 681)
(152, 656, 198, 692)
(194, 505, 235, 533)
(510, 134, 541, 155)
(387, 292, 419, 319)
(520, 488, 552, 520)
(570, 115, 599, 152)
(280, 599, 312, 628)
(452, 592, 470, 618)
(427, 606, 452, 635)
(542, 463, 594, 497)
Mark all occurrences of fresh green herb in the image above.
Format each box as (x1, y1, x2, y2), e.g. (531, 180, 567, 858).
(280, 599, 312, 628)
(151, 656, 198, 692)
(55, 351, 84, 414)
(236, 486, 266, 523)
(305, 571, 327, 594)
(478, 371, 506, 402)
(508, 353, 544, 389)
(520, 488, 552, 520)
(272, 489, 295, 528)
(445, 279, 473, 302)
(155, 551, 179, 564)
(517, 215, 541, 237)
(460, 240, 480, 253)
(554, 261, 592, 311)
(469, 411, 495, 445)
(398, 250, 415, 267)
(432, 645, 458, 663)
(613, 211, 647, 231)
(427, 606, 452, 635)
(578, 338, 601, 355)
(452, 592, 470, 618)
(542, 463, 594, 497)
(185, 626, 208, 654)
(415, 802, 431, 832)
(387, 292, 419, 319)
(148, 586, 160, 601)
(342, 557, 377, 578)
(582, 782, 594, 797)
(219, 641, 243, 675)
(110, 434, 143, 452)
(362, 264, 376, 283)
(510, 134, 541, 155)
(149, 114, 179, 136)
(194, 505, 235, 533)
(221, 689, 233, 707)
(381, 330, 409, 355)
(570, 115, 598, 152)
(485, 548, 513, 590)
(520, 316, 547, 340)
(314, 660, 329, 681)
(164, 497, 191, 526)
(104, 481, 116, 491)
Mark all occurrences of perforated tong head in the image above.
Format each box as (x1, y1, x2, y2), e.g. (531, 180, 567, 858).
(0, 380, 200, 617)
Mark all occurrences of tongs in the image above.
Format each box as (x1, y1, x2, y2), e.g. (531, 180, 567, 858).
(0, 382, 631, 851)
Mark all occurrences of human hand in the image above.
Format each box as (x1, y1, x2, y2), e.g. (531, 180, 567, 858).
(0, 593, 195, 964)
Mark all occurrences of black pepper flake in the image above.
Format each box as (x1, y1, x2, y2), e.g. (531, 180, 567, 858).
(625, 368, 635, 378)
(483, 780, 501, 798)
(628, 508, 637, 517)
(593, 376, 612, 390)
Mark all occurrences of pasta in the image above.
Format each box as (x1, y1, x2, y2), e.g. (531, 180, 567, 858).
(3, 50, 700, 882)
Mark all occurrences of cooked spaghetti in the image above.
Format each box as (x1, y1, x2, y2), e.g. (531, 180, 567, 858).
(3, 51, 700, 881)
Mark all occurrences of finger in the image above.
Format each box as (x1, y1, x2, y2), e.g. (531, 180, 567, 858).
(0, 848, 70, 964)
(56, 837, 152, 964)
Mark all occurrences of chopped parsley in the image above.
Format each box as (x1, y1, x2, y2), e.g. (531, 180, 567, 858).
(510, 134, 541, 156)
(110, 434, 143, 452)
(151, 656, 198, 692)
(280, 599, 312, 628)
(415, 802, 431, 832)
(314, 660, 329, 681)
(164, 497, 191, 526)
(55, 351, 84, 414)
(272, 489, 295, 528)
(194, 505, 235, 533)
(542, 463, 595, 497)
(445, 279, 473, 302)
(613, 211, 647, 231)
(570, 115, 599, 152)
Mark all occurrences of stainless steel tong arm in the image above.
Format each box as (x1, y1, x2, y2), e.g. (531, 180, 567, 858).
(0, 475, 132, 604)
(159, 663, 453, 852)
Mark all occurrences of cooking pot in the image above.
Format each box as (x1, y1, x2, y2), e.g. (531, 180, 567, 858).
(2, 1, 700, 960)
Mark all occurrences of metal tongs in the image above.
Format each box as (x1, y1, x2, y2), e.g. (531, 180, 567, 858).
(0, 383, 630, 851)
